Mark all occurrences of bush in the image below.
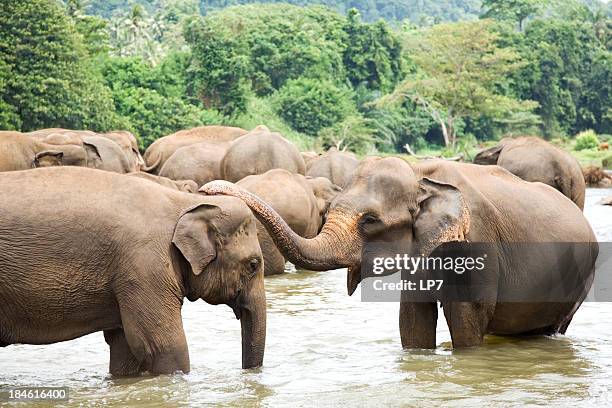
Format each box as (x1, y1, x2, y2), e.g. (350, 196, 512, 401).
(574, 129, 599, 151)
(317, 114, 375, 154)
(275, 77, 354, 136)
(114, 87, 224, 148)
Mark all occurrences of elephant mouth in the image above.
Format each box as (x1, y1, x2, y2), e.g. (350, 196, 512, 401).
(227, 292, 242, 320)
(347, 264, 363, 296)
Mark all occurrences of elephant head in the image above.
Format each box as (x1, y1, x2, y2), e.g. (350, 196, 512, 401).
(176, 180, 199, 193)
(32, 150, 64, 168)
(201, 157, 470, 295)
(172, 199, 266, 368)
(305, 176, 342, 225)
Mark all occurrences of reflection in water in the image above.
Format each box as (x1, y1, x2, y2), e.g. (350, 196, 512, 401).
(1, 189, 611, 407)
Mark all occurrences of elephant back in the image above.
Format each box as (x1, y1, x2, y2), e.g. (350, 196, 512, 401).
(221, 129, 305, 182)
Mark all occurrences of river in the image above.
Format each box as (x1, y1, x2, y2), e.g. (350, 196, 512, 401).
(1, 189, 611, 407)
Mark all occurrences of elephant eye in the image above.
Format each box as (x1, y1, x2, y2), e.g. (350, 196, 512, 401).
(248, 257, 260, 275)
(361, 213, 380, 225)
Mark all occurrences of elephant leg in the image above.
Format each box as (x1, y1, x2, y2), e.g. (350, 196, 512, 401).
(104, 329, 144, 377)
(118, 297, 191, 375)
(399, 301, 438, 349)
(442, 301, 494, 348)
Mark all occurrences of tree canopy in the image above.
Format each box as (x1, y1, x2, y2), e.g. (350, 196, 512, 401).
(0, 0, 610, 154)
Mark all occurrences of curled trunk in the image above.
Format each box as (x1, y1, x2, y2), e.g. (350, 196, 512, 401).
(200, 181, 359, 271)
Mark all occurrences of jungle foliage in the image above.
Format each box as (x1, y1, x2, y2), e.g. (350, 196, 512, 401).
(0, 0, 609, 153)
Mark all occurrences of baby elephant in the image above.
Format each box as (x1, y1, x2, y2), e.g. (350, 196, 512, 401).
(0, 167, 266, 375)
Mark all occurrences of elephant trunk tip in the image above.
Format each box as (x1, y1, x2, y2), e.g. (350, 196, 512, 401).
(199, 180, 237, 196)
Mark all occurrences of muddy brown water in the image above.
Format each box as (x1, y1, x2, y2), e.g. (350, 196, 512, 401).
(1, 189, 611, 407)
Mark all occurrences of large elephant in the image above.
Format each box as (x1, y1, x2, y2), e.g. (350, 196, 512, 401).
(202, 158, 597, 349)
(159, 141, 230, 187)
(143, 126, 248, 174)
(0, 131, 93, 171)
(473, 137, 585, 209)
(0, 167, 266, 374)
(127, 171, 198, 193)
(236, 169, 340, 276)
(221, 128, 305, 182)
(306, 148, 359, 187)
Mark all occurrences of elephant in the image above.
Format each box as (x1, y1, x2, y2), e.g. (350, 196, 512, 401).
(127, 172, 198, 193)
(236, 169, 340, 276)
(101, 131, 144, 172)
(221, 128, 306, 183)
(29, 128, 144, 172)
(473, 137, 585, 210)
(159, 141, 230, 187)
(202, 158, 597, 349)
(306, 148, 359, 187)
(0, 131, 92, 171)
(0, 167, 266, 375)
(143, 126, 248, 174)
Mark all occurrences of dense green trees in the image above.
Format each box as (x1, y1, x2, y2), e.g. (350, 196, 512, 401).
(393, 20, 538, 148)
(89, 0, 608, 25)
(100, 55, 222, 147)
(275, 78, 355, 135)
(184, 4, 406, 152)
(0, 0, 117, 131)
(1, 0, 610, 154)
(497, 14, 611, 137)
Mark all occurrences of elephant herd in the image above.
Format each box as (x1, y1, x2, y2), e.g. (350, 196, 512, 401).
(0, 126, 599, 377)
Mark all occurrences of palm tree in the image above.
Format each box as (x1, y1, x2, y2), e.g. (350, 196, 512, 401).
(64, 0, 90, 19)
(110, 4, 163, 64)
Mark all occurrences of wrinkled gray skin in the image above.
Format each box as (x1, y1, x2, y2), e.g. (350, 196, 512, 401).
(159, 141, 229, 187)
(474, 137, 586, 210)
(202, 158, 597, 349)
(0, 167, 266, 374)
(306, 148, 359, 187)
(143, 126, 248, 174)
(222, 129, 306, 182)
(127, 172, 198, 193)
(236, 169, 340, 276)
(0, 131, 94, 171)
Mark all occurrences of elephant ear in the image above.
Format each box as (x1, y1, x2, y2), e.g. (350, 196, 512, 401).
(413, 178, 470, 256)
(32, 150, 63, 168)
(83, 140, 103, 168)
(172, 204, 220, 276)
(473, 145, 503, 165)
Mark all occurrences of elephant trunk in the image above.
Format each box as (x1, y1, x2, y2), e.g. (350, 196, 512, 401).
(239, 273, 266, 369)
(200, 181, 360, 272)
(142, 152, 162, 174)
